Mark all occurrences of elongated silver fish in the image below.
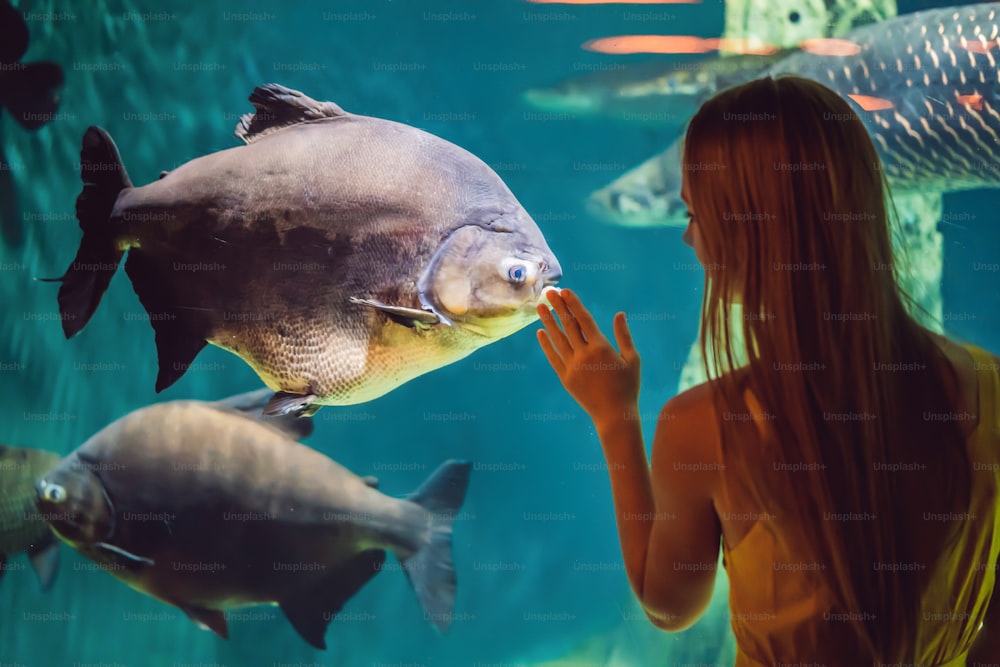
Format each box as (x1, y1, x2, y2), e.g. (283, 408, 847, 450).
(523, 50, 796, 124)
(589, 2, 1000, 227)
(51, 84, 562, 416)
(34, 390, 471, 649)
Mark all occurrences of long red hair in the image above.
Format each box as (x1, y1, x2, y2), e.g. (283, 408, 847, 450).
(683, 75, 968, 660)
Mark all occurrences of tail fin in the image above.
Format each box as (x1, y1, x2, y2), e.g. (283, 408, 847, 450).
(401, 459, 472, 633)
(48, 126, 132, 338)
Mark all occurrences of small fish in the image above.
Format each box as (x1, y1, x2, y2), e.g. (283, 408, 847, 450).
(0, 0, 65, 131)
(34, 390, 472, 649)
(522, 50, 795, 123)
(49, 83, 561, 417)
(588, 2, 1000, 227)
(0, 444, 62, 590)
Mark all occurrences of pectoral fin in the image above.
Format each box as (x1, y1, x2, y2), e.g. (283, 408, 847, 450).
(28, 540, 60, 591)
(264, 392, 320, 418)
(96, 542, 155, 566)
(349, 297, 441, 329)
(214, 388, 315, 439)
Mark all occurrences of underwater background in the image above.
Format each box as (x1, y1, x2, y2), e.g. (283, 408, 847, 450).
(0, 0, 997, 665)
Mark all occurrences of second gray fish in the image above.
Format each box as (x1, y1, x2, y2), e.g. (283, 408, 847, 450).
(34, 391, 472, 649)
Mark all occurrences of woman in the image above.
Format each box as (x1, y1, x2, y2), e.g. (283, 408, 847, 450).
(537, 75, 1000, 665)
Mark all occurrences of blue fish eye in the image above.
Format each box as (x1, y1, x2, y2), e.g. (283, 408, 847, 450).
(507, 264, 528, 283)
(43, 482, 66, 503)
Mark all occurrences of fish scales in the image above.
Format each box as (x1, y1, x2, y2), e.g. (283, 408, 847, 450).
(587, 2, 1000, 227)
(766, 2, 1000, 191)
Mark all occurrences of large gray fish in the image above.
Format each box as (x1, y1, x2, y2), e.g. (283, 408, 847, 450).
(50, 83, 562, 416)
(588, 2, 1000, 227)
(34, 390, 472, 649)
(522, 50, 796, 123)
(0, 444, 61, 590)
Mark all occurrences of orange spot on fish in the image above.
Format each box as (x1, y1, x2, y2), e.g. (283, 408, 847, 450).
(799, 38, 863, 56)
(847, 94, 894, 111)
(583, 35, 712, 54)
(956, 93, 984, 110)
(959, 40, 998, 54)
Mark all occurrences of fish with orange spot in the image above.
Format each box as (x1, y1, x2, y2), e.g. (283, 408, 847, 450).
(583, 2, 1000, 227)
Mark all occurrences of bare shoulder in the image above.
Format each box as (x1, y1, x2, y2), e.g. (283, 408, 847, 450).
(654, 381, 723, 475)
(659, 369, 750, 423)
(662, 380, 716, 415)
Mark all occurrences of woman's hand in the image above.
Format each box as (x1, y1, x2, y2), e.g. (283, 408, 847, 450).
(536, 289, 641, 429)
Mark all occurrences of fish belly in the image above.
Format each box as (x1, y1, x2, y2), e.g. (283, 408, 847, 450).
(210, 314, 487, 405)
(114, 528, 364, 610)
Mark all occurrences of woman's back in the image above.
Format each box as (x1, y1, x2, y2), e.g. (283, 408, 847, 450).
(715, 339, 1000, 665)
(677, 74, 994, 660)
(534, 73, 1000, 665)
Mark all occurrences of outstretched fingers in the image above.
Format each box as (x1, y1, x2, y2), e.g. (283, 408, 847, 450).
(613, 312, 638, 365)
(559, 289, 603, 344)
(536, 328, 566, 376)
(546, 289, 588, 347)
(537, 303, 571, 366)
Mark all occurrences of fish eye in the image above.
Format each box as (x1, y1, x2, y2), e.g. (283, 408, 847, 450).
(41, 482, 67, 504)
(500, 258, 537, 285)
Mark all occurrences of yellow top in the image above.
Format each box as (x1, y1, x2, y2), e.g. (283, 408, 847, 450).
(720, 344, 999, 666)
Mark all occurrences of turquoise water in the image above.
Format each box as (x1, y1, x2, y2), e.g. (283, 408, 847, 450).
(0, 1, 997, 665)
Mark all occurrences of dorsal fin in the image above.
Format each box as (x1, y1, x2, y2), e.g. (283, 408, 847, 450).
(235, 84, 347, 144)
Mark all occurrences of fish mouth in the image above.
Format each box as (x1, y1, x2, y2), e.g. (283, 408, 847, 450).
(542, 260, 562, 287)
(531, 258, 562, 304)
